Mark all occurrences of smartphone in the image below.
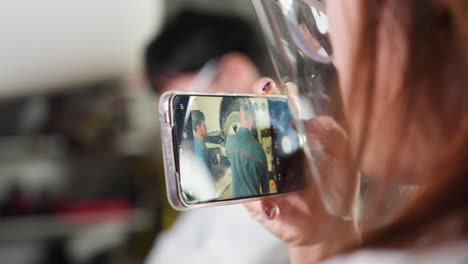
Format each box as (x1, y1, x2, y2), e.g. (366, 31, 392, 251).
(159, 91, 305, 210)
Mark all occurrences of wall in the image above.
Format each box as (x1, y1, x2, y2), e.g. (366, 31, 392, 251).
(0, 0, 164, 98)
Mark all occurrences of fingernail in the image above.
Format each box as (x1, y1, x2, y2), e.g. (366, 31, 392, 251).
(264, 203, 279, 220)
(261, 81, 271, 91)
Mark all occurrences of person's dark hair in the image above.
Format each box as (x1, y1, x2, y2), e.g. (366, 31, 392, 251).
(145, 9, 263, 93)
(191, 110, 205, 133)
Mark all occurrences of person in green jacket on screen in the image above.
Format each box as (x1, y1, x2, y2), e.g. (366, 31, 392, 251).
(226, 101, 269, 198)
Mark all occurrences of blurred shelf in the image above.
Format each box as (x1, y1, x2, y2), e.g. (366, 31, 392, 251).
(0, 208, 154, 243)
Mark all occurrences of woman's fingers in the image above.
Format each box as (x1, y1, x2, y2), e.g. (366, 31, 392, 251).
(252, 77, 280, 95)
(244, 199, 280, 222)
(244, 200, 263, 220)
(263, 201, 280, 220)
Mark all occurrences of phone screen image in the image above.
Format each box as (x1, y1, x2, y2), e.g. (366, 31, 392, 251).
(172, 95, 304, 204)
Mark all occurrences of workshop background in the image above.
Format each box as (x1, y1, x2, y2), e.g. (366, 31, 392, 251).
(0, 0, 278, 263)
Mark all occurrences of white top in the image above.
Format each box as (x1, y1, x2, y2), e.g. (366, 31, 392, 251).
(324, 240, 468, 264)
(145, 204, 289, 264)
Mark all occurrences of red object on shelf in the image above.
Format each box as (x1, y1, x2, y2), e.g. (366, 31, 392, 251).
(55, 199, 134, 225)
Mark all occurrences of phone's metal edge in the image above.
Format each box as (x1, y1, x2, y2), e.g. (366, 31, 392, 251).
(159, 91, 188, 210)
(159, 90, 299, 211)
(183, 189, 300, 209)
(162, 90, 288, 99)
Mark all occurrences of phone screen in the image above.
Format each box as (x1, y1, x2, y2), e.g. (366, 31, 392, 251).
(172, 95, 304, 204)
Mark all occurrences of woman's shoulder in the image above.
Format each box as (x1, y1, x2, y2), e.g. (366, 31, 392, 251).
(323, 239, 468, 264)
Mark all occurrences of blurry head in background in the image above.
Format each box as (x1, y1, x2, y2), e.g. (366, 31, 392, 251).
(145, 9, 265, 94)
(142, 8, 268, 230)
(191, 110, 207, 141)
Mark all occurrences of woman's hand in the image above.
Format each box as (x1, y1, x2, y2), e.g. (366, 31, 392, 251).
(244, 78, 360, 263)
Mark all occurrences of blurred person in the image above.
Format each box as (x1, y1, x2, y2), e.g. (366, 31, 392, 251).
(191, 110, 210, 168)
(145, 10, 265, 95)
(243, 0, 468, 263)
(226, 102, 269, 197)
(144, 9, 288, 264)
